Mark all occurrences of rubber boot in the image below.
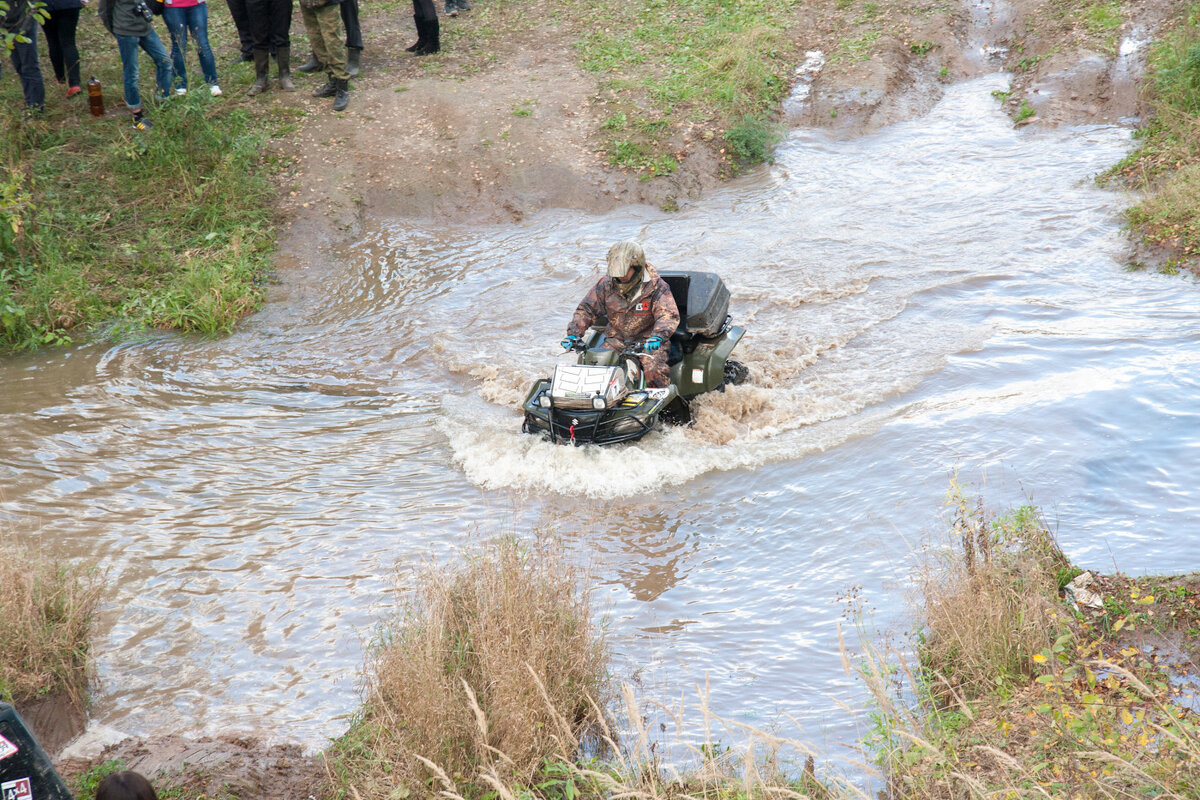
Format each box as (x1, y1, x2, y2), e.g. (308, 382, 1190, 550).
(346, 47, 361, 78)
(416, 19, 439, 55)
(332, 78, 349, 112)
(247, 48, 270, 96)
(297, 51, 323, 74)
(404, 15, 425, 52)
(276, 45, 295, 91)
(313, 72, 337, 98)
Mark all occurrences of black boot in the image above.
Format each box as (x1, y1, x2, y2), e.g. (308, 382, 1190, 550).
(276, 45, 295, 91)
(332, 78, 350, 112)
(416, 19, 439, 55)
(297, 51, 323, 74)
(313, 73, 338, 98)
(346, 47, 361, 77)
(405, 15, 425, 52)
(248, 48, 270, 96)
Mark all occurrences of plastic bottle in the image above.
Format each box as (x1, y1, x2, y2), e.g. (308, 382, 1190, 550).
(87, 76, 104, 117)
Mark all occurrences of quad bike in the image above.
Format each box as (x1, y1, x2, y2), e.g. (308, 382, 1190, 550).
(521, 270, 748, 446)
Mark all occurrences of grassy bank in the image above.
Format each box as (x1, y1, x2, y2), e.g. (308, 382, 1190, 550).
(455, 0, 950, 180)
(1105, 3, 1200, 273)
(0, 12, 285, 351)
(0, 537, 102, 709)
(862, 489, 1200, 798)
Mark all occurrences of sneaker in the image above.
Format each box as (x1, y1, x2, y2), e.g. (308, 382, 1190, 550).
(66, 85, 82, 98)
(210, 84, 223, 97)
(175, 87, 187, 95)
(133, 112, 153, 131)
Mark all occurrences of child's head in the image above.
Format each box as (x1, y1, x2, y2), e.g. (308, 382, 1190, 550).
(95, 770, 158, 800)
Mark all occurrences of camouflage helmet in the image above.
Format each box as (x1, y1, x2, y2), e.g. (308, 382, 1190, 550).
(606, 240, 647, 278)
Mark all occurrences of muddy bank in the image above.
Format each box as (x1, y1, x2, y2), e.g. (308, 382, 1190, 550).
(57, 736, 326, 800)
(277, 0, 1176, 252)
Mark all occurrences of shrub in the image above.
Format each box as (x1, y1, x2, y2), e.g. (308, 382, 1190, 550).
(916, 492, 1067, 700)
(330, 537, 609, 798)
(0, 537, 103, 706)
(724, 114, 782, 165)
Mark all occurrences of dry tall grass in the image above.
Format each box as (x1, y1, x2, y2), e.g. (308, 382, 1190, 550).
(858, 489, 1200, 799)
(0, 537, 103, 706)
(330, 537, 609, 798)
(330, 536, 863, 800)
(916, 494, 1069, 701)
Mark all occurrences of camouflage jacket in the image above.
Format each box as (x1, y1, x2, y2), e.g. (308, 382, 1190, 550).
(567, 263, 680, 346)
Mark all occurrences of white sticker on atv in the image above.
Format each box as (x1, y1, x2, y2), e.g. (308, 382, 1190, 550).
(1, 777, 32, 800)
(646, 389, 669, 400)
(0, 735, 15, 761)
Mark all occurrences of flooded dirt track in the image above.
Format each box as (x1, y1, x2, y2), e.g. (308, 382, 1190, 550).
(2, 76, 1200, 774)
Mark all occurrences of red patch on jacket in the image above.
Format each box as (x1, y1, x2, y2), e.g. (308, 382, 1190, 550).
(632, 300, 651, 314)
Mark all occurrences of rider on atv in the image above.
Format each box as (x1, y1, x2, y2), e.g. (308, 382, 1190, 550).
(560, 241, 681, 388)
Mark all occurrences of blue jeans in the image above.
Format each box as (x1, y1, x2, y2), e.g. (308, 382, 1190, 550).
(8, 17, 45, 110)
(164, 4, 218, 89)
(115, 30, 173, 110)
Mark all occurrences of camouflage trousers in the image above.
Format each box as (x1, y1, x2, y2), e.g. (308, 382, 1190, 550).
(301, 4, 348, 80)
(604, 341, 670, 388)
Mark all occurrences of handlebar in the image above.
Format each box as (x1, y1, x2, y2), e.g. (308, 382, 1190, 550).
(560, 338, 653, 354)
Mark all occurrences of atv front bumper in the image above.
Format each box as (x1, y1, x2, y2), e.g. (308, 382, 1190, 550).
(521, 380, 675, 446)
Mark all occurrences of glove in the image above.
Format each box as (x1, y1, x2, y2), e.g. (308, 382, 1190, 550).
(644, 336, 663, 353)
(560, 334, 579, 350)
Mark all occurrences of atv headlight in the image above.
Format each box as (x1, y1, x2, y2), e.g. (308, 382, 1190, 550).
(591, 395, 606, 410)
(538, 393, 551, 408)
(611, 416, 647, 436)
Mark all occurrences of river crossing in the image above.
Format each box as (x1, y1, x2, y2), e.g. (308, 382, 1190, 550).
(2, 73, 1198, 778)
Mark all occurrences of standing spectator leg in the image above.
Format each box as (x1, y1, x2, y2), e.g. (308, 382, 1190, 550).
(40, 12, 66, 85)
(139, 29, 175, 101)
(269, 0, 294, 89)
(187, 4, 220, 90)
(163, 6, 190, 92)
(341, 0, 362, 76)
(303, 3, 348, 111)
(115, 33, 150, 127)
(245, 0, 273, 94)
(224, 0, 254, 62)
(10, 26, 45, 113)
(54, 9, 82, 93)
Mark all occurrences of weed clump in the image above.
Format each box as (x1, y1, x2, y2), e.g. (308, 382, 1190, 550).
(917, 492, 1067, 701)
(724, 114, 783, 166)
(330, 537, 609, 798)
(0, 538, 103, 707)
(862, 488, 1200, 799)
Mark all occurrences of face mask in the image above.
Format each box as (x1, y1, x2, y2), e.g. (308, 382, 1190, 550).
(617, 266, 642, 297)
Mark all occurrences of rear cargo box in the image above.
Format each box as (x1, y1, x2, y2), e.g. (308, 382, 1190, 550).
(659, 271, 730, 337)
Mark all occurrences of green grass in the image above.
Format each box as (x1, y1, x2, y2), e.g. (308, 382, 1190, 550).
(0, 12, 282, 351)
(560, 0, 804, 172)
(1103, 3, 1200, 270)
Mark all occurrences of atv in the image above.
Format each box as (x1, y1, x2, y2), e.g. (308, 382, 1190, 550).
(521, 271, 748, 446)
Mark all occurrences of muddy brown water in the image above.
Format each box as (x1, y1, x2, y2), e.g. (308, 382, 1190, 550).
(3, 77, 1200, 774)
